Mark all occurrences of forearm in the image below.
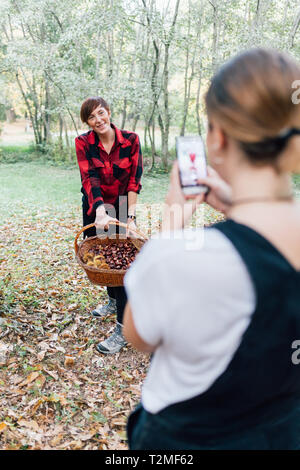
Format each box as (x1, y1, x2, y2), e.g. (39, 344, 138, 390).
(96, 204, 106, 218)
(95, 204, 118, 230)
(161, 203, 184, 232)
(128, 191, 137, 217)
(75, 138, 103, 215)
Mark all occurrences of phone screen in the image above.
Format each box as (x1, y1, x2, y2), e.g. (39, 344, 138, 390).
(176, 136, 208, 195)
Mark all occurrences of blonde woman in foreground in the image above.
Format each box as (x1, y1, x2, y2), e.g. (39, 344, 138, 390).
(123, 48, 300, 450)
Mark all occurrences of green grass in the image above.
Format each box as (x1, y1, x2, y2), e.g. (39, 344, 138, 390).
(0, 161, 170, 222)
(293, 174, 300, 198)
(0, 162, 81, 216)
(1, 161, 299, 224)
(0, 144, 33, 151)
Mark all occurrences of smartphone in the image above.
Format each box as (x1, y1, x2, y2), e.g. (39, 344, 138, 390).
(176, 136, 208, 196)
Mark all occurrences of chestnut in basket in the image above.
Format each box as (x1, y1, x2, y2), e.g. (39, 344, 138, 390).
(82, 242, 138, 270)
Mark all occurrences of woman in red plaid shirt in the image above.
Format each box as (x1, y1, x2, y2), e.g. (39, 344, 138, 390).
(75, 97, 143, 354)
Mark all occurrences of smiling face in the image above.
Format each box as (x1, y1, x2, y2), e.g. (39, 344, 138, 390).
(87, 104, 111, 135)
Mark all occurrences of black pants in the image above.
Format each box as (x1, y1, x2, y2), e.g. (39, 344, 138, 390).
(82, 195, 128, 325)
(127, 403, 300, 450)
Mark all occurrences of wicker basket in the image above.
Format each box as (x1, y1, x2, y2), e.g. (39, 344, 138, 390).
(74, 221, 147, 287)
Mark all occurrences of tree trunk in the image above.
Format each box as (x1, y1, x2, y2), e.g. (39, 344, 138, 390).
(31, 74, 42, 144)
(196, 62, 203, 136)
(95, 26, 101, 94)
(64, 119, 69, 147)
(180, 14, 197, 136)
(180, 0, 191, 136)
(44, 76, 51, 144)
(160, 129, 168, 171)
(121, 98, 127, 129)
(160, 0, 180, 169)
(210, 0, 218, 71)
(59, 115, 63, 151)
(289, 7, 300, 47)
(141, 0, 163, 164)
(161, 45, 170, 169)
(15, 72, 39, 145)
(6, 108, 16, 123)
(143, 122, 148, 149)
(63, 119, 72, 161)
(44, 70, 79, 136)
(148, 116, 156, 170)
(152, 116, 156, 155)
(158, 112, 167, 170)
(132, 115, 139, 132)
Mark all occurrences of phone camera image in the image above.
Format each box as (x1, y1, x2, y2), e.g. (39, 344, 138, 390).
(176, 136, 208, 196)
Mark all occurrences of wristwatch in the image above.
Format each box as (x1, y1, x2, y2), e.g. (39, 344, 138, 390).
(127, 214, 136, 221)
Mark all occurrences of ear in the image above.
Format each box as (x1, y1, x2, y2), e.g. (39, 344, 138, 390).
(211, 121, 228, 151)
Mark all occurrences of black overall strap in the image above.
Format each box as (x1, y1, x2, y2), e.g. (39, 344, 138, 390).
(162, 222, 299, 436)
(128, 220, 300, 449)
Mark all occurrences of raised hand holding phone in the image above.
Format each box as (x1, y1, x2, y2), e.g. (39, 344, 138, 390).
(176, 136, 209, 197)
(197, 166, 233, 215)
(162, 161, 205, 232)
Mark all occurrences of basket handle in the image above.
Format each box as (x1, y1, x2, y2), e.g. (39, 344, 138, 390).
(74, 221, 147, 255)
(74, 223, 96, 255)
(108, 220, 148, 240)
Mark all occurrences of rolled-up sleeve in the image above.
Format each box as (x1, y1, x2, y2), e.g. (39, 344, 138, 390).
(127, 135, 143, 193)
(75, 136, 104, 215)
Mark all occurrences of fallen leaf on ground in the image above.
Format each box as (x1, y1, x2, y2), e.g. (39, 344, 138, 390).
(37, 351, 46, 361)
(49, 394, 68, 406)
(50, 433, 64, 446)
(19, 372, 40, 387)
(43, 369, 59, 380)
(59, 439, 82, 450)
(116, 430, 127, 441)
(35, 375, 46, 388)
(64, 356, 75, 367)
(0, 423, 7, 433)
(18, 419, 41, 432)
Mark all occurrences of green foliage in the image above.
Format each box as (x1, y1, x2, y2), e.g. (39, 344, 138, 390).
(0, 145, 40, 164)
(0, 0, 300, 166)
(37, 142, 77, 165)
(293, 174, 300, 198)
(0, 143, 76, 165)
(0, 104, 6, 121)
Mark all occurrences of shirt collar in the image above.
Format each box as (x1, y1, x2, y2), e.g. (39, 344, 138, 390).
(88, 123, 128, 148)
(111, 123, 125, 145)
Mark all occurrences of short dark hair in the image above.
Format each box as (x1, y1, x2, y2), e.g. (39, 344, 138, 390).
(80, 97, 110, 124)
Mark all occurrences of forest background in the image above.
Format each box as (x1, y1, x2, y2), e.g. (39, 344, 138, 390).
(1, 0, 300, 169)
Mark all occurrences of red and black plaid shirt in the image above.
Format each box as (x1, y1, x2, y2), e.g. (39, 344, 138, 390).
(75, 124, 143, 216)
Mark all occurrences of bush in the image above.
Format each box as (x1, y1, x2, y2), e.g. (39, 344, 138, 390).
(142, 145, 175, 174)
(0, 142, 77, 166)
(46, 141, 76, 165)
(0, 104, 6, 122)
(0, 145, 40, 163)
(0, 141, 176, 170)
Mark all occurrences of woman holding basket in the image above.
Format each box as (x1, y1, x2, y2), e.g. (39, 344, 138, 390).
(75, 97, 143, 354)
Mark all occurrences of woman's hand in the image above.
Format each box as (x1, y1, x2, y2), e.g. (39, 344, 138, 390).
(197, 166, 232, 215)
(162, 161, 204, 231)
(95, 205, 118, 231)
(126, 218, 138, 238)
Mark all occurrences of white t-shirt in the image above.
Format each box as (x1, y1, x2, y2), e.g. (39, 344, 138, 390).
(124, 227, 256, 414)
